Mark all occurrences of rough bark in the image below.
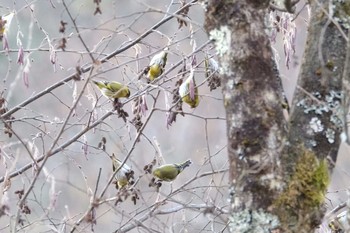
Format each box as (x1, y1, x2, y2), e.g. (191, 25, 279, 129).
(205, 1, 288, 232)
(205, 0, 349, 232)
(286, 1, 346, 169)
(277, 0, 348, 232)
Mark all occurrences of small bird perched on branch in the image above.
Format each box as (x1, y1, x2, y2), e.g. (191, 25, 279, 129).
(93, 80, 130, 99)
(153, 160, 192, 181)
(179, 69, 199, 108)
(111, 155, 134, 189)
(147, 49, 168, 82)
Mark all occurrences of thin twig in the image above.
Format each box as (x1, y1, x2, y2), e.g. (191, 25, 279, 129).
(118, 168, 228, 232)
(62, 0, 95, 62)
(1, 0, 198, 119)
(69, 91, 161, 232)
(0, 38, 211, 184)
(12, 67, 95, 232)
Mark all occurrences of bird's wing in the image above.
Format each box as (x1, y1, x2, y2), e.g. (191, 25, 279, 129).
(179, 80, 189, 98)
(107, 82, 123, 92)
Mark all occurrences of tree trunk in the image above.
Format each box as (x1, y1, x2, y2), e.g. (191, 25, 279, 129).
(204, 0, 349, 232)
(205, 0, 288, 232)
(278, 0, 347, 231)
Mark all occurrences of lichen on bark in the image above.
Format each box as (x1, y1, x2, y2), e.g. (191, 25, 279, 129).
(204, 0, 348, 232)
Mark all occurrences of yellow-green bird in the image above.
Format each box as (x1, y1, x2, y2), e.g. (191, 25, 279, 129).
(112, 156, 132, 189)
(179, 70, 199, 108)
(93, 81, 130, 99)
(153, 160, 192, 181)
(147, 49, 168, 81)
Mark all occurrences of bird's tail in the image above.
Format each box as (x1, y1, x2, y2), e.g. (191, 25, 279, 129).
(177, 159, 192, 172)
(92, 80, 102, 88)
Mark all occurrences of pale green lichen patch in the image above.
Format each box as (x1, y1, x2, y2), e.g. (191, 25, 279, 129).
(209, 26, 233, 75)
(296, 92, 328, 115)
(326, 128, 336, 143)
(209, 26, 231, 57)
(310, 117, 324, 133)
(309, 139, 317, 147)
(260, 173, 284, 191)
(229, 209, 280, 233)
(333, 0, 350, 29)
(296, 91, 343, 143)
(227, 79, 234, 89)
(275, 149, 329, 226)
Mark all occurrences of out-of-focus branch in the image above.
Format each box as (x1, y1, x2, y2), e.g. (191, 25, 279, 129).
(12, 67, 95, 232)
(117, 168, 228, 232)
(1, 0, 198, 119)
(0, 38, 210, 184)
(341, 25, 350, 144)
(69, 91, 161, 233)
(0, 108, 113, 184)
(0, 117, 38, 167)
(62, 0, 95, 62)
